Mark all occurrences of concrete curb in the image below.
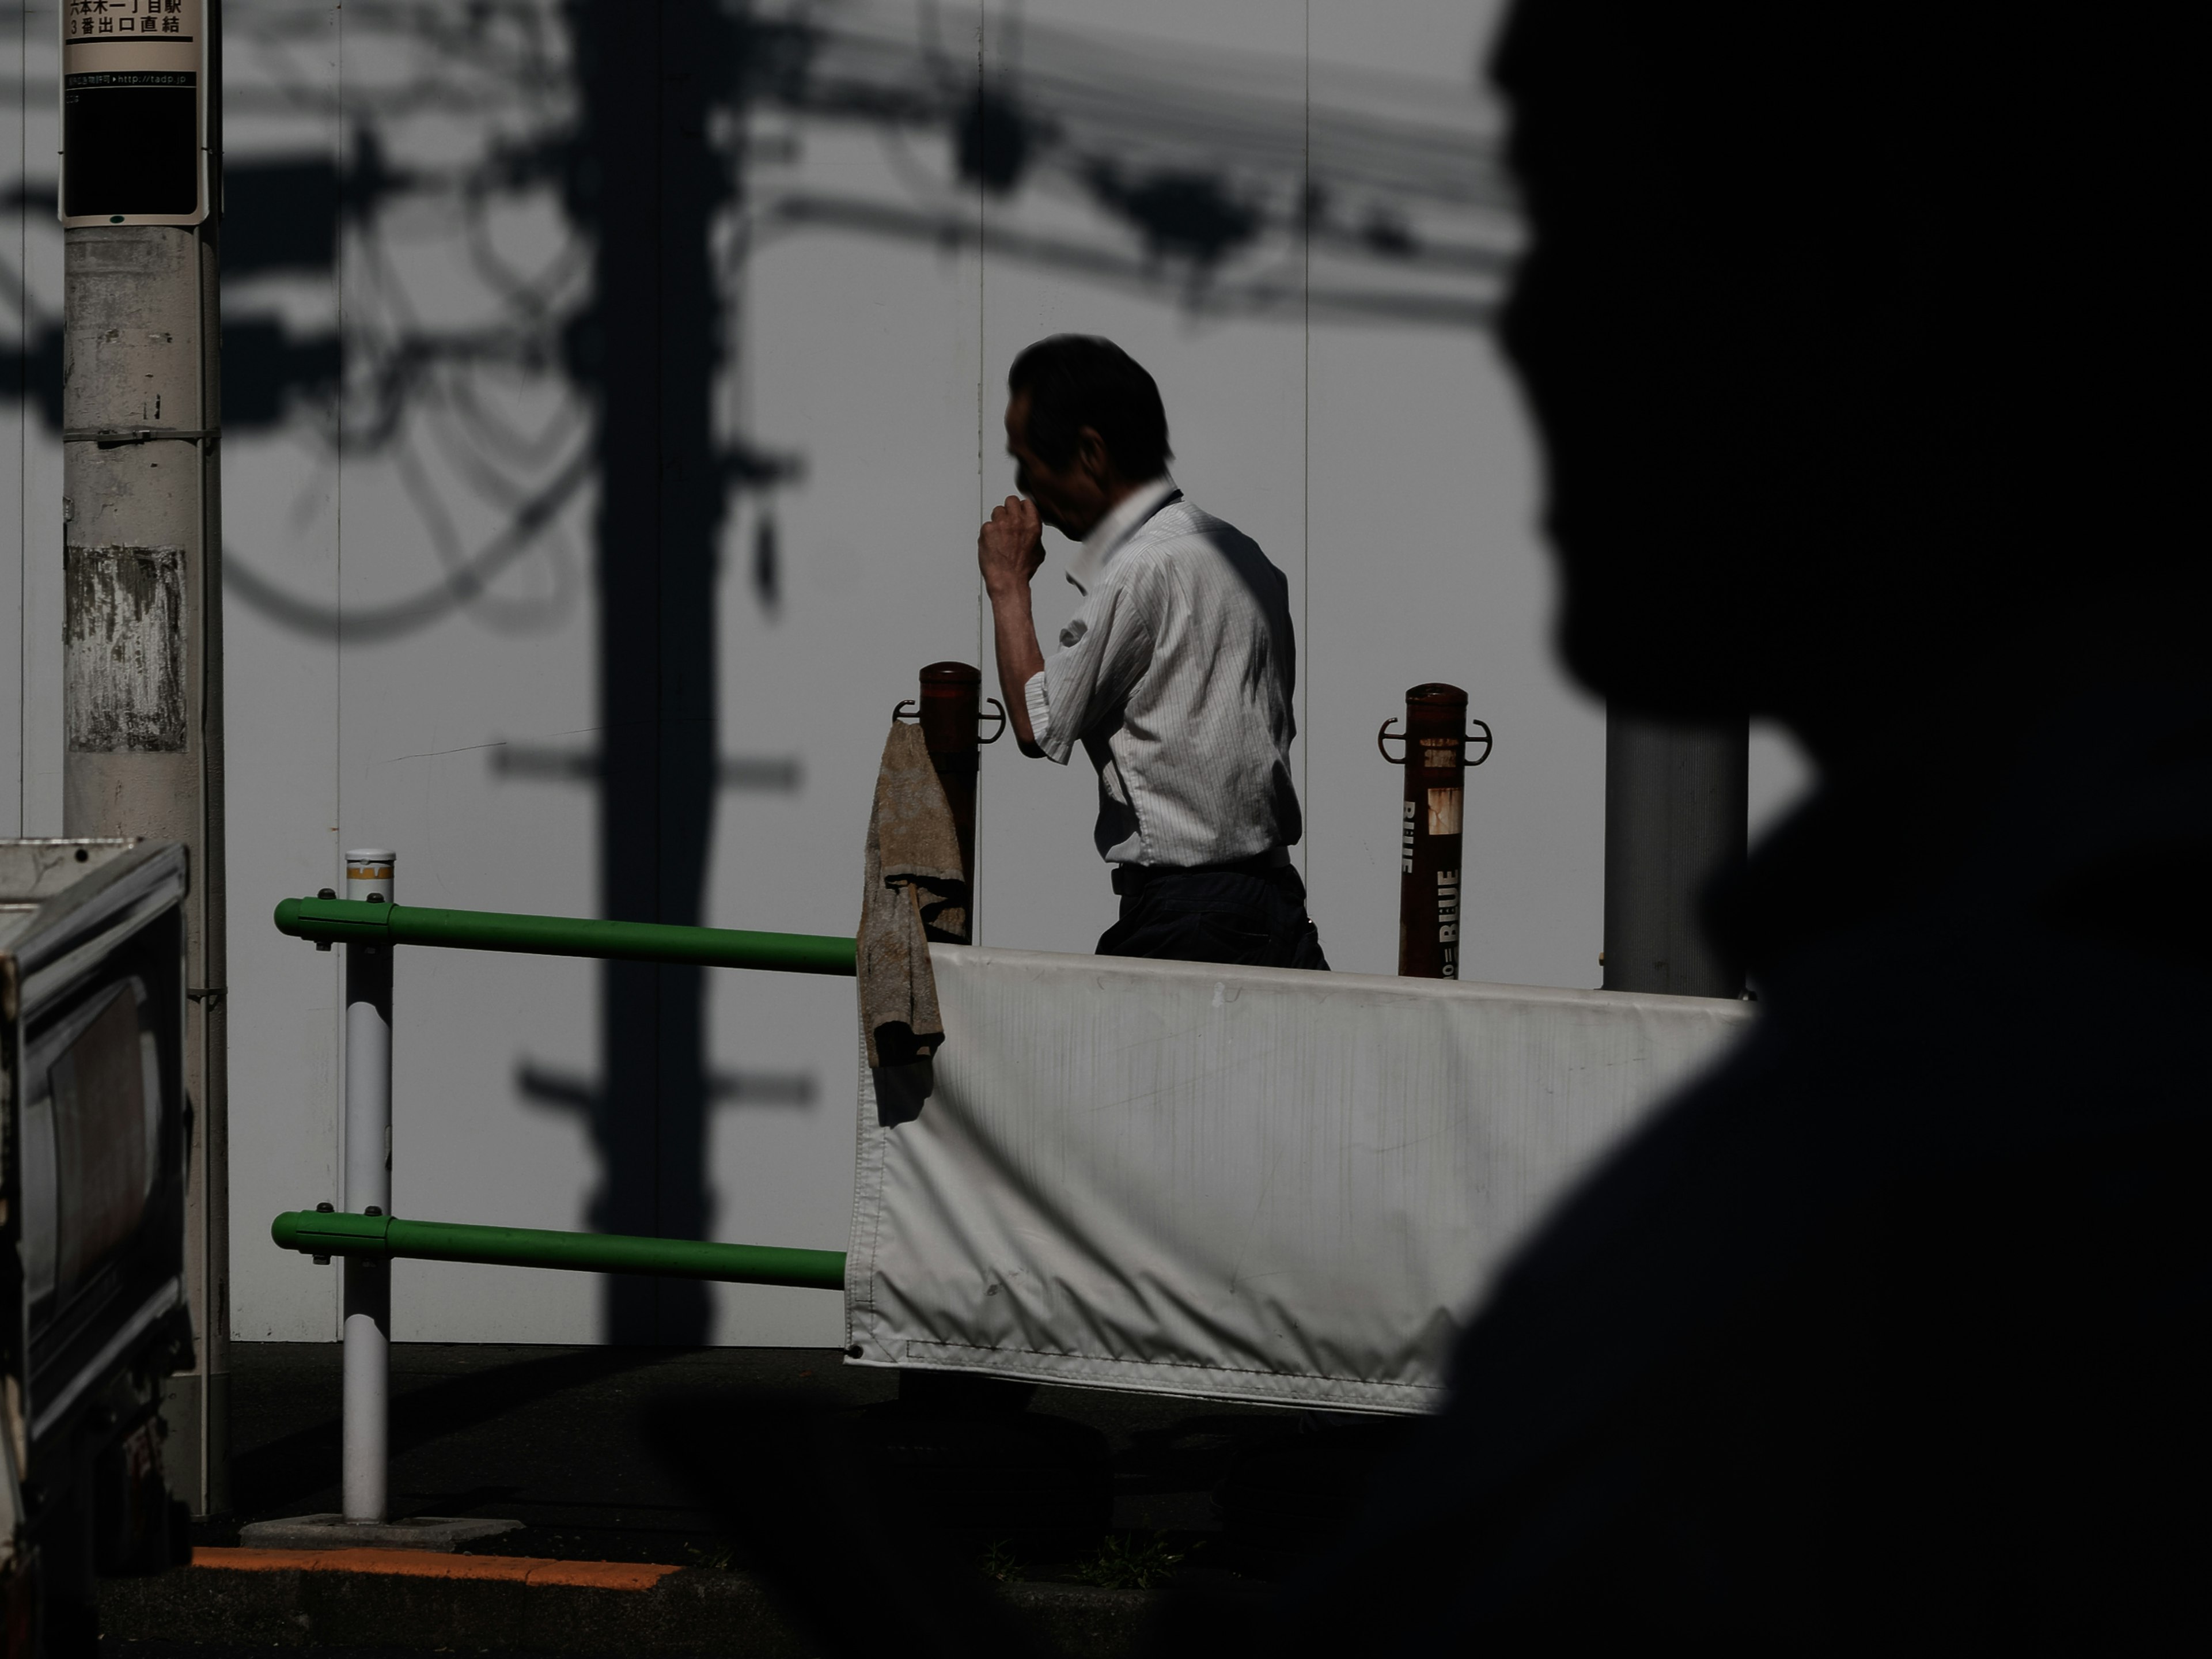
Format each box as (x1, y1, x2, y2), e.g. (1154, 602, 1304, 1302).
(239, 1513, 527, 1551)
(97, 1547, 1160, 1656)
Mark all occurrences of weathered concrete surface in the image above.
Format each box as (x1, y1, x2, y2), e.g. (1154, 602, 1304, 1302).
(61, 224, 209, 827)
(57, 749, 198, 849)
(96, 1551, 1160, 1656)
(64, 543, 187, 752)
(62, 218, 229, 1516)
(62, 226, 202, 431)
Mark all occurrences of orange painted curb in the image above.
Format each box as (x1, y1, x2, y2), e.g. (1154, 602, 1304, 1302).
(525, 1559, 686, 1590)
(190, 1546, 682, 1590)
(192, 1547, 328, 1573)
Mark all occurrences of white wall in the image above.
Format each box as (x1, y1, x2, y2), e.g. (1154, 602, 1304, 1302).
(5, 4, 66, 839)
(0, 1, 1812, 1347)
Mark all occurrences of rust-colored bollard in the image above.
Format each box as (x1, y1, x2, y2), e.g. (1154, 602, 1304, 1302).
(899, 662, 1006, 906)
(1378, 684, 1493, 978)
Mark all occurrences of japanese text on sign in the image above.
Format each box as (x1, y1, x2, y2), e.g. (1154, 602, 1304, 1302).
(66, 1, 191, 41)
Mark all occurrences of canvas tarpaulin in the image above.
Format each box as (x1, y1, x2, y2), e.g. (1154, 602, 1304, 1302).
(845, 947, 1751, 1414)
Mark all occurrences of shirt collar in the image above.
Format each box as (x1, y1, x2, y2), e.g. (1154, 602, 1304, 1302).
(1067, 476, 1179, 594)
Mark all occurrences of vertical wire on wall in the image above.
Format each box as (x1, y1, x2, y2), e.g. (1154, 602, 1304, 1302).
(14, 1, 22, 834)
(1301, 0, 1312, 896)
(972, 5, 988, 940)
(14, 0, 26, 832)
(332, 0, 348, 1335)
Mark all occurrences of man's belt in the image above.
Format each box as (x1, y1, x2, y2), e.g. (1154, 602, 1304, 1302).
(1111, 849, 1291, 895)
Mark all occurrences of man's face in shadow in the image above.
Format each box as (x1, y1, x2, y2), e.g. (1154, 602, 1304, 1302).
(1004, 390, 1114, 542)
(1493, 19, 1758, 724)
(1486, 6, 2119, 756)
(1490, 7, 1881, 744)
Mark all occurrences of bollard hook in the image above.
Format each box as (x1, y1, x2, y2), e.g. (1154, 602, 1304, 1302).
(1376, 718, 1410, 765)
(978, 699, 1008, 744)
(1464, 719, 1495, 768)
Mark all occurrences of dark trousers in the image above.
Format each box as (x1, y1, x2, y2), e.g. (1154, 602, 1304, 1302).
(1097, 865, 1330, 970)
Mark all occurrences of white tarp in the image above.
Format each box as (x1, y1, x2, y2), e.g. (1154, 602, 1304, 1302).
(844, 948, 1752, 1414)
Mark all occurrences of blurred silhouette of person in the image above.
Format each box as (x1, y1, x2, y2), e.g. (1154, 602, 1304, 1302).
(659, 6, 2202, 1653)
(1205, 3, 2205, 1652)
(979, 336, 1327, 969)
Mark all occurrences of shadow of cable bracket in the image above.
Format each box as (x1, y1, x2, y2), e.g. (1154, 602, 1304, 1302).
(519, 1063, 818, 1113)
(767, 194, 1499, 329)
(493, 745, 802, 793)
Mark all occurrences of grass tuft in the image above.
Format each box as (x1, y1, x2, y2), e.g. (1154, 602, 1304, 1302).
(1069, 1532, 1192, 1590)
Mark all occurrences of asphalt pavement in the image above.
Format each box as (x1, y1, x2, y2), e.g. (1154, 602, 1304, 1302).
(201, 1342, 1318, 1571)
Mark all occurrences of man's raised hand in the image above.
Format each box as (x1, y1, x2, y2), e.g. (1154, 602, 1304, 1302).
(978, 496, 1046, 598)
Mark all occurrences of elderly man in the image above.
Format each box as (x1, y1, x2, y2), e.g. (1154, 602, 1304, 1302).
(977, 334, 1326, 969)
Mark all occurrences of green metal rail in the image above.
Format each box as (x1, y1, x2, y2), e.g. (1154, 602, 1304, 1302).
(272, 896, 857, 976)
(272, 1209, 847, 1291)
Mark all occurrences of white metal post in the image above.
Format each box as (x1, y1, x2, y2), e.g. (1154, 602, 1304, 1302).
(342, 849, 395, 1522)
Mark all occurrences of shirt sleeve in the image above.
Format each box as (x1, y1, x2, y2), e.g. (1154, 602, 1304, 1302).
(1022, 670, 1054, 751)
(1028, 570, 1157, 764)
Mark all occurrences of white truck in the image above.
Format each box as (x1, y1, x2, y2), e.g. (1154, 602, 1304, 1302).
(0, 840, 195, 1656)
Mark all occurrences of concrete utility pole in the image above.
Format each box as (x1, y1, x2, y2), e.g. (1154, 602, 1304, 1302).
(1603, 711, 1748, 999)
(58, 0, 228, 1515)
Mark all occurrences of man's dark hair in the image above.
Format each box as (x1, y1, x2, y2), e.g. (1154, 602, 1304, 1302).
(1007, 336, 1172, 479)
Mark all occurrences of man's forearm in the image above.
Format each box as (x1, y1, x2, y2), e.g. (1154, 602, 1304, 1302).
(987, 582, 1047, 756)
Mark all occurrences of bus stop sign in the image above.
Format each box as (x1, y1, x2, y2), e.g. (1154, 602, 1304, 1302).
(59, 0, 209, 226)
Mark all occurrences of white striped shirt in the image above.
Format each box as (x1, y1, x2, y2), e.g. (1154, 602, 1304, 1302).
(1024, 478, 1303, 867)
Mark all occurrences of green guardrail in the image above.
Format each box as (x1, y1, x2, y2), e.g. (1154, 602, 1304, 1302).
(272, 896, 857, 977)
(272, 1209, 847, 1291)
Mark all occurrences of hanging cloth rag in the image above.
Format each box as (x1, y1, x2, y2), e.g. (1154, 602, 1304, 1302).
(858, 721, 968, 1086)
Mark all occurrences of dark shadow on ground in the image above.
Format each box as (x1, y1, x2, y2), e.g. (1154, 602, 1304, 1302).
(206, 1343, 1348, 1572)
(224, 1344, 664, 1523)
